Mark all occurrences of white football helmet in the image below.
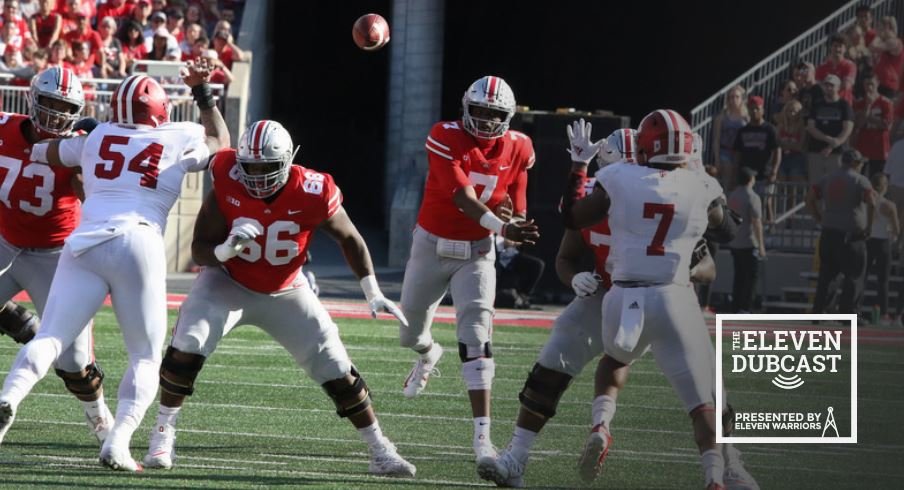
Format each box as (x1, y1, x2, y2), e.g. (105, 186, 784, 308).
(461, 75, 516, 139)
(598, 128, 637, 165)
(689, 132, 704, 172)
(236, 120, 298, 199)
(29, 66, 85, 136)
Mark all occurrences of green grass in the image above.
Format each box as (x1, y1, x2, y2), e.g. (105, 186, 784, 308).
(0, 305, 901, 488)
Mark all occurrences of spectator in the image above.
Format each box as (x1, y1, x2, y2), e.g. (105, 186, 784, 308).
(45, 36, 67, 68)
(733, 95, 781, 221)
(770, 79, 798, 122)
(776, 99, 808, 183)
(119, 19, 147, 64)
(794, 61, 824, 118)
(869, 16, 904, 98)
(62, 11, 102, 67)
(866, 172, 899, 325)
(143, 10, 165, 50)
(97, 16, 125, 78)
(494, 236, 545, 310)
(0, 44, 22, 71)
(712, 84, 749, 191)
(0, 15, 24, 54)
(806, 74, 854, 185)
(130, 0, 152, 38)
(1, 1, 31, 39)
(203, 48, 232, 85)
(1, 45, 43, 82)
(816, 34, 857, 104)
(200, 0, 220, 33)
(96, 0, 131, 25)
(728, 167, 765, 313)
(179, 21, 201, 57)
(57, 0, 89, 34)
(885, 138, 904, 243)
(853, 73, 893, 177)
(184, 3, 202, 29)
(150, 0, 166, 15)
(17, 0, 36, 19)
(856, 3, 877, 46)
(212, 28, 244, 69)
(845, 25, 873, 99)
(189, 34, 208, 59)
(165, 7, 183, 42)
(30, 0, 61, 49)
(146, 25, 169, 60)
(807, 149, 875, 320)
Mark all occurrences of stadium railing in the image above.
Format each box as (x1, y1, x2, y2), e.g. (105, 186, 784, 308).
(690, 0, 902, 165)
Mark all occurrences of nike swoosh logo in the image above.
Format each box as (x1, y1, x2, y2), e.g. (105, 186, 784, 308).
(288, 210, 302, 215)
(500, 165, 511, 170)
(478, 422, 488, 426)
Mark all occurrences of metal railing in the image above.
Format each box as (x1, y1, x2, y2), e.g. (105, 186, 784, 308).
(764, 181, 818, 252)
(690, 0, 903, 165)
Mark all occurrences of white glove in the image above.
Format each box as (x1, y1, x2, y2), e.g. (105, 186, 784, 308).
(571, 271, 600, 297)
(213, 221, 264, 262)
(566, 118, 604, 164)
(360, 275, 409, 327)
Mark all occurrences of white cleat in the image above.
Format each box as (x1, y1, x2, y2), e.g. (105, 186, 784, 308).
(577, 425, 613, 483)
(0, 401, 15, 445)
(477, 449, 525, 488)
(723, 445, 760, 490)
(474, 443, 498, 463)
(402, 343, 443, 398)
(368, 438, 416, 477)
(100, 445, 143, 472)
(86, 404, 114, 445)
(143, 423, 176, 469)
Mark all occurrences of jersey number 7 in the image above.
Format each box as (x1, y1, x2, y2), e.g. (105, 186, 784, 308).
(643, 202, 675, 256)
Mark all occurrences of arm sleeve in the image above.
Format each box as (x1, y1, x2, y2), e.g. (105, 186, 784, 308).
(323, 174, 343, 219)
(508, 168, 528, 216)
(179, 123, 213, 172)
(56, 136, 88, 167)
(425, 127, 470, 194)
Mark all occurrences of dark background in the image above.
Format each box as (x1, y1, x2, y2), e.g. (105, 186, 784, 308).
(271, 0, 850, 227)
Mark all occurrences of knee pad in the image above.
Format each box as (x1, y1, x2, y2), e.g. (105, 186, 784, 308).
(54, 361, 105, 399)
(322, 367, 371, 418)
(518, 363, 572, 420)
(458, 341, 492, 362)
(0, 301, 39, 344)
(461, 357, 495, 391)
(159, 346, 206, 397)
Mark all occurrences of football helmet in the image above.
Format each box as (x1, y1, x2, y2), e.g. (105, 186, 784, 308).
(110, 75, 170, 127)
(461, 75, 516, 139)
(236, 120, 298, 199)
(636, 109, 694, 165)
(688, 132, 704, 172)
(598, 128, 637, 165)
(28, 66, 85, 136)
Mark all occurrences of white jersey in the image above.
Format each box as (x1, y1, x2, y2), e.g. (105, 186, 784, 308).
(596, 163, 722, 285)
(55, 121, 209, 250)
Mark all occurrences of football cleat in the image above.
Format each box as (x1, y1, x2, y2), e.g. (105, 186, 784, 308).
(477, 449, 525, 488)
(100, 445, 143, 472)
(577, 424, 613, 482)
(143, 423, 176, 469)
(723, 445, 760, 490)
(402, 343, 443, 398)
(86, 404, 114, 445)
(0, 401, 15, 445)
(474, 443, 498, 463)
(368, 438, 416, 477)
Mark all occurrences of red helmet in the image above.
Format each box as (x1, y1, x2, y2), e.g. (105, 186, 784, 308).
(636, 109, 694, 165)
(111, 75, 170, 127)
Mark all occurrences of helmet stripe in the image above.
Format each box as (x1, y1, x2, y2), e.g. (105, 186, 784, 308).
(656, 109, 675, 154)
(486, 76, 498, 102)
(59, 68, 69, 97)
(124, 75, 144, 125)
(622, 129, 632, 155)
(115, 76, 138, 124)
(252, 120, 268, 159)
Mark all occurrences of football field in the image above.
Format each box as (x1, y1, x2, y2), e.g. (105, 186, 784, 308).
(0, 305, 902, 489)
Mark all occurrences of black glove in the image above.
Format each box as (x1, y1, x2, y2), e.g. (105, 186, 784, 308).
(690, 238, 710, 269)
(73, 117, 99, 134)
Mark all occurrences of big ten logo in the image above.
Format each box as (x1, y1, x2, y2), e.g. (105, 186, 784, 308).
(731, 330, 843, 390)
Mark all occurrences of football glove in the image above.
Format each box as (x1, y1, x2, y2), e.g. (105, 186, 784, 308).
(571, 271, 600, 297)
(213, 221, 264, 262)
(566, 118, 604, 164)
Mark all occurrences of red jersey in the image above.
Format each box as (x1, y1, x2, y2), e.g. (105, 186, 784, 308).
(419, 120, 535, 241)
(853, 95, 893, 161)
(580, 219, 612, 289)
(0, 113, 80, 248)
(210, 149, 343, 294)
(63, 28, 103, 66)
(816, 58, 857, 103)
(32, 12, 61, 48)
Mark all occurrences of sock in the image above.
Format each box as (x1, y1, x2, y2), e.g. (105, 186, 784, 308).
(156, 405, 182, 427)
(417, 343, 435, 361)
(508, 426, 537, 462)
(592, 395, 617, 430)
(81, 397, 109, 419)
(473, 416, 491, 448)
(701, 448, 725, 486)
(358, 421, 384, 447)
(106, 413, 141, 450)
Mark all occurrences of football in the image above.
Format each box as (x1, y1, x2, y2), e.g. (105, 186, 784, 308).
(352, 13, 390, 51)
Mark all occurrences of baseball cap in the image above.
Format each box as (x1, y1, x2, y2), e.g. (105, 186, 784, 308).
(747, 95, 764, 107)
(823, 74, 841, 87)
(841, 148, 865, 165)
(151, 11, 166, 22)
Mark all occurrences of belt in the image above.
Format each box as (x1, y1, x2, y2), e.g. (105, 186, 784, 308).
(614, 280, 665, 288)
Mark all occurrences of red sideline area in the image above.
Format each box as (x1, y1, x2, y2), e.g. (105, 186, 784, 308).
(13, 292, 904, 345)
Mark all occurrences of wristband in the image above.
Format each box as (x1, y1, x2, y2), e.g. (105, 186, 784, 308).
(191, 83, 215, 110)
(360, 275, 381, 303)
(479, 211, 505, 234)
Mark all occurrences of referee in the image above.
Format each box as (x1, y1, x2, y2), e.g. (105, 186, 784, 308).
(807, 149, 876, 319)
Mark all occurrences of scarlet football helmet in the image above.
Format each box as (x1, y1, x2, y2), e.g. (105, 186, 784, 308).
(461, 75, 516, 139)
(29, 66, 84, 136)
(236, 120, 298, 199)
(636, 109, 694, 165)
(110, 75, 170, 127)
(598, 128, 637, 165)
